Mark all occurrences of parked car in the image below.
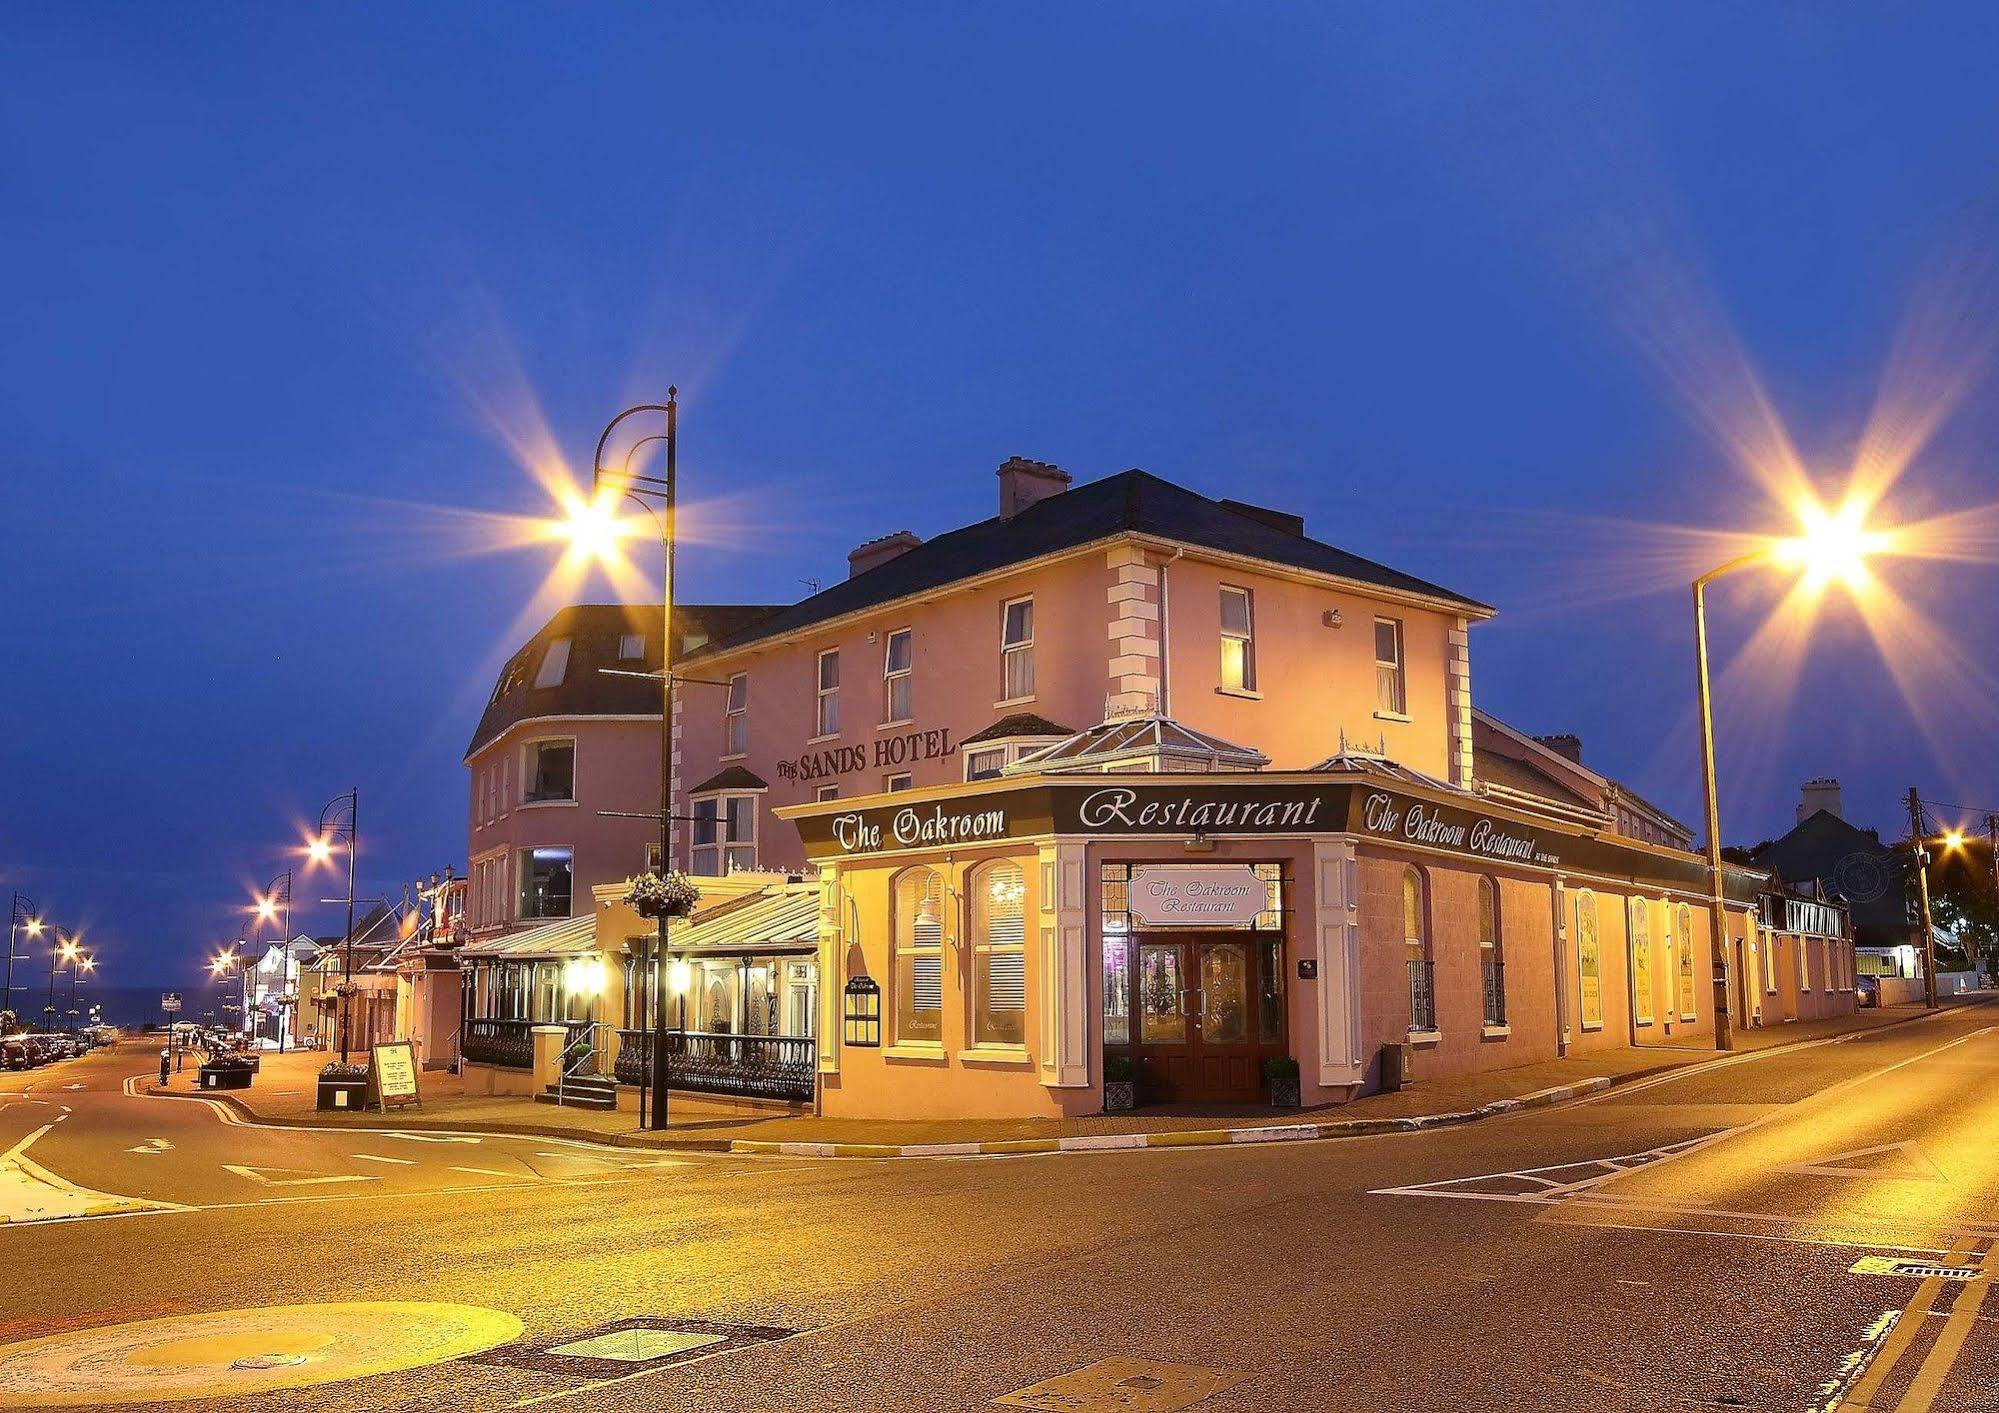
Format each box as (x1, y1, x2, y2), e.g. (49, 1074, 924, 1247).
(0, 1039, 29, 1070)
(1856, 976, 1880, 1008)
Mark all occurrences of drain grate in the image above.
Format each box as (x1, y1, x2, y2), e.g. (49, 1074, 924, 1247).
(468, 1318, 793, 1378)
(1849, 1256, 1981, 1281)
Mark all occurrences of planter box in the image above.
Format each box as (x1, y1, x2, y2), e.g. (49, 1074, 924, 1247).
(198, 1065, 253, 1092)
(316, 1077, 370, 1111)
(1267, 1076, 1301, 1108)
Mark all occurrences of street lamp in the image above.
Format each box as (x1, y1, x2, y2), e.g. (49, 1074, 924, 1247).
(558, 392, 680, 1131)
(68, 952, 95, 1023)
(6, 894, 41, 1035)
(306, 790, 360, 1063)
(1692, 494, 1888, 1051)
(252, 871, 294, 1051)
(46, 930, 79, 1032)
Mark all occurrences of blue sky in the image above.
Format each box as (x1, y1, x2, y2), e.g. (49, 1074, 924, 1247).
(5, 4, 1998, 983)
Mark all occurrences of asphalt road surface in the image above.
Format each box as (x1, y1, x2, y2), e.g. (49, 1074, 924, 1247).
(0, 1002, 1993, 1412)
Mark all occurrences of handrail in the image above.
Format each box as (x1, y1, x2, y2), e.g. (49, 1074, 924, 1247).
(556, 1020, 611, 1102)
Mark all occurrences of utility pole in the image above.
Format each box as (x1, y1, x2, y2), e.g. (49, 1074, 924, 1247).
(1907, 788, 1939, 1009)
(1986, 812, 1999, 986)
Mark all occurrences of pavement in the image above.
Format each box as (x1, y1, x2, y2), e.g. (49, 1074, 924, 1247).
(0, 997, 1991, 1411)
(154, 1003, 1937, 1154)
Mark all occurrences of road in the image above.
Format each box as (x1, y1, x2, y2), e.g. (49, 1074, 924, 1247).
(0, 1002, 1993, 1412)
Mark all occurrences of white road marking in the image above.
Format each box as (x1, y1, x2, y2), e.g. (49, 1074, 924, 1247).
(221, 1164, 380, 1188)
(381, 1132, 480, 1145)
(352, 1153, 417, 1166)
(1779, 1140, 1946, 1183)
(449, 1166, 523, 1180)
(125, 1138, 173, 1155)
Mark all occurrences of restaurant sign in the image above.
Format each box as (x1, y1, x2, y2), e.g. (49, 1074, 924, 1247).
(1128, 865, 1267, 928)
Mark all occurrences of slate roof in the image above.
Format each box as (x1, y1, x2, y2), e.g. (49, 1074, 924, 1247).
(468, 603, 782, 759)
(1749, 810, 1913, 944)
(1472, 745, 1603, 816)
(961, 712, 1074, 746)
(683, 469, 1490, 663)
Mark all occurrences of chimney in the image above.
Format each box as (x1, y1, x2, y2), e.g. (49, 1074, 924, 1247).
(997, 456, 1071, 519)
(1219, 498, 1305, 536)
(1534, 733, 1583, 765)
(847, 530, 922, 580)
(1798, 777, 1843, 823)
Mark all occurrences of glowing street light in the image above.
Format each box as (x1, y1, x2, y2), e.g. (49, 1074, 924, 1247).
(5, 894, 41, 1035)
(306, 790, 361, 1062)
(45, 928, 82, 1031)
(1693, 491, 1891, 1052)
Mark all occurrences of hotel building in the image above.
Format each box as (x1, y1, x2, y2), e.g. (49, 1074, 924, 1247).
(455, 458, 1849, 1112)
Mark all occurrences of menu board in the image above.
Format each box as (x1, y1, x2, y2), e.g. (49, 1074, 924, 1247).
(371, 1040, 421, 1110)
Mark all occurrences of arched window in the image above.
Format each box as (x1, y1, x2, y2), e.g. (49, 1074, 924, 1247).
(969, 862, 1027, 1047)
(1628, 897, 1654, 1026)
(1402, 868, 1434, 1032)
(1478, 877, 1505, 1026)
(893, 868, 945, 1044)
(1575, 890, 1603, 1030)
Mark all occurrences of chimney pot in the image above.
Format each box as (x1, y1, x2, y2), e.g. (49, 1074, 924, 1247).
(996, 456, 1071, 519)
(1533, 733, 1584, 765)
(847, 530, 923, 579)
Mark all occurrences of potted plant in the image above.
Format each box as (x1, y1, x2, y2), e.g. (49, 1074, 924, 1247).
(1263, 1054, 1301, 1108)
(1102, 1053, 1136, 1113)
(622, 871, 702, 920)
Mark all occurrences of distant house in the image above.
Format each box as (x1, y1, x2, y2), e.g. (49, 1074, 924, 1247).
(1470, 711, 1695, 849)
(1748, 778, 1920, 977)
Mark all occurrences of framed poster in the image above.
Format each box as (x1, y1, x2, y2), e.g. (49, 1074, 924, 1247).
(370, 1040, 421, 1110)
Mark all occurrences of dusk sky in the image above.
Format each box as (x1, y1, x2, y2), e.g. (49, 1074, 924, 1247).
(6, 5, 1998, 986)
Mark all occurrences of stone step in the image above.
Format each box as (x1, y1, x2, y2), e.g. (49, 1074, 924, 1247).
(535, 1086, 618, 1111)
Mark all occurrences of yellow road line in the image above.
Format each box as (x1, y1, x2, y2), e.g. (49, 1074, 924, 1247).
(1889, 1242, 1996, 1412)
(1835, 1238, 1972, 1410)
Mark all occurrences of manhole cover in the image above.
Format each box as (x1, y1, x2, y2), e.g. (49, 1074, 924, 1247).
(471, 1318, 793, 1377)
(0, 1301, 521, 1407)
(1850, 1256, 1981, 1281)
(997, 1357, 1247, 1411)
(547, 1329, 726, 1363)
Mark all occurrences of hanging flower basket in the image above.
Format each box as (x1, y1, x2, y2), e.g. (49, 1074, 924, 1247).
(623, 872, 701, 920)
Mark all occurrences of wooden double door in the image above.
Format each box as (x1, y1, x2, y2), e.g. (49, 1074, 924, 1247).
(1122, 933, 1283, 1104)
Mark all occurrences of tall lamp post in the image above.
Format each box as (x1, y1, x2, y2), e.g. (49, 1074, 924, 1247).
(46, 930, 79, 1032)
(566, 393, 679, 1132)
(5, 895, 42, 1034)
(1690, 500, 1887, 1052)
(255, 872, 294, 1051)
(67, 952, 94, 1025)
(308, 790, 360, 1063)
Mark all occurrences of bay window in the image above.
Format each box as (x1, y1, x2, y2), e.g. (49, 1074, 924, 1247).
(517, 847, 573, 921)
(691, 793, 758, 875)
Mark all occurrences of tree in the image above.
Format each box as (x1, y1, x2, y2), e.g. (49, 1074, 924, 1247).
(1923, 836, 1999, 980)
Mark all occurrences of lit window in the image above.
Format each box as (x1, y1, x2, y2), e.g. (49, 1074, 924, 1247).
(1628, 897, 1654, 1025)
(724, 673, 748, 756)
(618, 632, 644, 660)
(516, 847, 573, 920)
(965, 748, 1008, 782)
(815, 649, 840, 737)
(884, 772, 912, 792)
(1220, 586, 1256, 692)
(1675, 904, 1697, 1019)
(523, 740, 574, 803)
(534, 637, 572, 689)
(1575, 889, 1602, 1029)
(893, 868, 945, 1044)
(883, 629, 912, 723)
(1001, 598, 1035, 700)
(971, 863, 1027, 1046)
(1374, 618, 1405, 715)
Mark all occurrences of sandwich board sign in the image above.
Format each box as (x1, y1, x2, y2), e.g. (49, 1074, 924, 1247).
(370, 1040, 421, 1111)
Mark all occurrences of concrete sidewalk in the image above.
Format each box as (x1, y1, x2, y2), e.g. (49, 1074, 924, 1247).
(149, 1002, 1949, 1156)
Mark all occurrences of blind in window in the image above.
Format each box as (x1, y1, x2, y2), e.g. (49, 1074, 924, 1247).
(911, 955, 943, 1011)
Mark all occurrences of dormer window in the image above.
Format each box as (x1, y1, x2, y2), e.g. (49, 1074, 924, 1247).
(618, 632, 645, 660)
(534, 637, 572, 689)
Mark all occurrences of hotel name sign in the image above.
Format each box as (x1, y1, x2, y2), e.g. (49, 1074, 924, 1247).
(787, 780, 1749, 900)
(775, 728, 955, 785)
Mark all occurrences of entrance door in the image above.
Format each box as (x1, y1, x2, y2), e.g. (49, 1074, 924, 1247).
(1130, 937, 1267, 1103)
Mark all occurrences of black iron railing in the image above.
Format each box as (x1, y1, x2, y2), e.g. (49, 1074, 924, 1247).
(665, 1030, 815, 1104)
(1482, 957, 1507, 1027)
(613, 1028, 650, 1087)
(461, 1017, 588, 1070)
(1407, 959, 1436, 1033)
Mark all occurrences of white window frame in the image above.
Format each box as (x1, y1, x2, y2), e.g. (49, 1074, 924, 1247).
(1374, 617, 1407, 717)
(814, 649, 840, 739)
(520, 736, 577, 805)
(969, 861, 1028, 1050)
(883, 628, 913, 724)
(515, 845, 574, 922)
(618, 632, 645, 661)
(999, 597, 1035, 703)
(690, 791, 760, 875)
(814, 784, 840, 802)
(1219, 584, 1257, 694)
(723, 673, 749, 758)
(884, 772, 913, 792)
(965, 747, 1009, 782)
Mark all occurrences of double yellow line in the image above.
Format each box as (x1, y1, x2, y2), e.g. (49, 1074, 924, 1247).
(1837, 1240, 1996, 1411)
